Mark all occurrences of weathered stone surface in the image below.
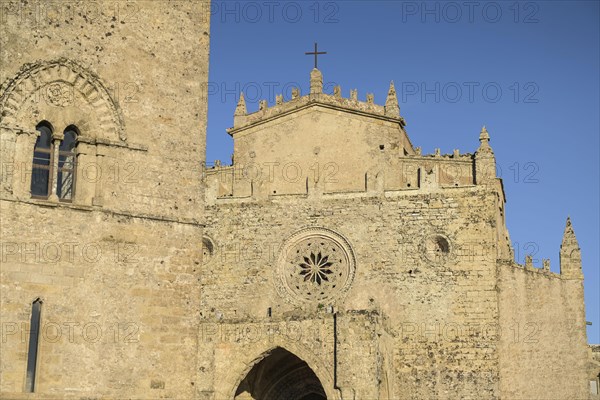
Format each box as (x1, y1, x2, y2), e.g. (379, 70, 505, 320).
(203, 68, 591, 399)
(0, 1, 594, 399)
(1, 0, 209, 398)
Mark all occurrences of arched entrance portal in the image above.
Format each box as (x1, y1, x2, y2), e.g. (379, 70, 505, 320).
(234, 347, 327, 400)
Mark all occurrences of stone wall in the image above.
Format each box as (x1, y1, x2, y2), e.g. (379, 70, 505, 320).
(202, 68, 590, 397)
(589, 345, 600, 399)
(206, 152, 478, 200)
(202, 185, 503, 398)
(0, 200, 203, 398)
(1, 1, 593, 398)
(0, 0, 210, 398)
(497, 263, 589, 399)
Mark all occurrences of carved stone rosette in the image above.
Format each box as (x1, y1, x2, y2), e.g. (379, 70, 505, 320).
(275, 227, 356, 304)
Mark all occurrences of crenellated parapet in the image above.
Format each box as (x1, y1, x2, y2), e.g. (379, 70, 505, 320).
(205, 132, 498, 202)
(420, 148, 474, 160)
(505, 217, 584, 280)
(206, 150, 477, 196)
(228, 68, 405, 135)
(509, 254, 560, 278)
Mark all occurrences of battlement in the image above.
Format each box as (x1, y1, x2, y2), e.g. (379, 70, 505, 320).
(509, 256, 560, 278)
(503, 217, 583, 280)
(205, 147, 494, 201)
(417, 147, 474, 159)
(228, 68, 405, 135)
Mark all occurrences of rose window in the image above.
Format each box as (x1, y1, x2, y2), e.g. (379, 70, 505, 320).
(276, 228, 356, 303)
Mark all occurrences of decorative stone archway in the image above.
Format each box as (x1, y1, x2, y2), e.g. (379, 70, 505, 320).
(234, 347, 327, 400)
(0, 58, 125, 142)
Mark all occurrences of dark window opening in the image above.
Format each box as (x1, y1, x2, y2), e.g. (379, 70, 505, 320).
(435, 236, 450, 253)
(202, 237, 215, 265)
(25, 298, 42, 392)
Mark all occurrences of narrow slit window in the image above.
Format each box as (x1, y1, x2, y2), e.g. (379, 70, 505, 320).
(25, 298, 42, 392)
(30, 122, 53, 198)
(57, 126, 78, 201)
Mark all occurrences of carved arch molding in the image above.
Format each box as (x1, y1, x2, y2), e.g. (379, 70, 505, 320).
(0, 58, 125, 141)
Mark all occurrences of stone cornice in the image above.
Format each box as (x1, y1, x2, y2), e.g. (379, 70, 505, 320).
(0, 197, 202, 227)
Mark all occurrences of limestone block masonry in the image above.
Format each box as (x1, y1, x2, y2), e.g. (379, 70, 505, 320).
(1, 1, 209, 398)
(0, 1, 594, 399)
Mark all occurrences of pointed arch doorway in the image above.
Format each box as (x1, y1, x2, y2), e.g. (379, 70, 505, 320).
(234, 347, 327, 400)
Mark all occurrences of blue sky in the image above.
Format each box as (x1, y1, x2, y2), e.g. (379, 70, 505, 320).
(206, 1, 600, 343)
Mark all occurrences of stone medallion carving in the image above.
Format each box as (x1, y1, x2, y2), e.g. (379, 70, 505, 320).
(45, 82, 75, 107)
(276, 228, 356, 304)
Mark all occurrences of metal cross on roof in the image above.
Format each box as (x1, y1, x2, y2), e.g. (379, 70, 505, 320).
(305, 42, 327, 69)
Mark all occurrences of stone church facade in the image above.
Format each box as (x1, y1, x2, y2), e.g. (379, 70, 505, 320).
(0, 1, 595, 399)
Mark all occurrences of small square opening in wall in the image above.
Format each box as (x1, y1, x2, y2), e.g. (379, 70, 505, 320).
(379, 144, 385, 150)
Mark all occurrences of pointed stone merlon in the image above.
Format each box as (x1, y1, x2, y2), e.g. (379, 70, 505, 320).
(542, 259, 550, 271)
(233, 92, 248, 126)
(479, 125, 491, 148)
(560, 217, 583, 279)
(291, 87, 300, 100)
(474, 125, 496, 184)
(310, 68, 323, 95)
(385, 81, 400, 118)
(334, 85, 342, 98)
(234, 92, 247, 116)
(525, 255, 533, 269)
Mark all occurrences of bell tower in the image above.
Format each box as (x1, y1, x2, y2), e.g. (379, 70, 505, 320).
(1, 1, 210, 397)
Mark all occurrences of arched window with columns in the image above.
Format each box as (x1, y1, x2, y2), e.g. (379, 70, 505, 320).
(30, 122, 79, 201)
(30, 121, 54, 198)
(3, 60, 126, 204)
